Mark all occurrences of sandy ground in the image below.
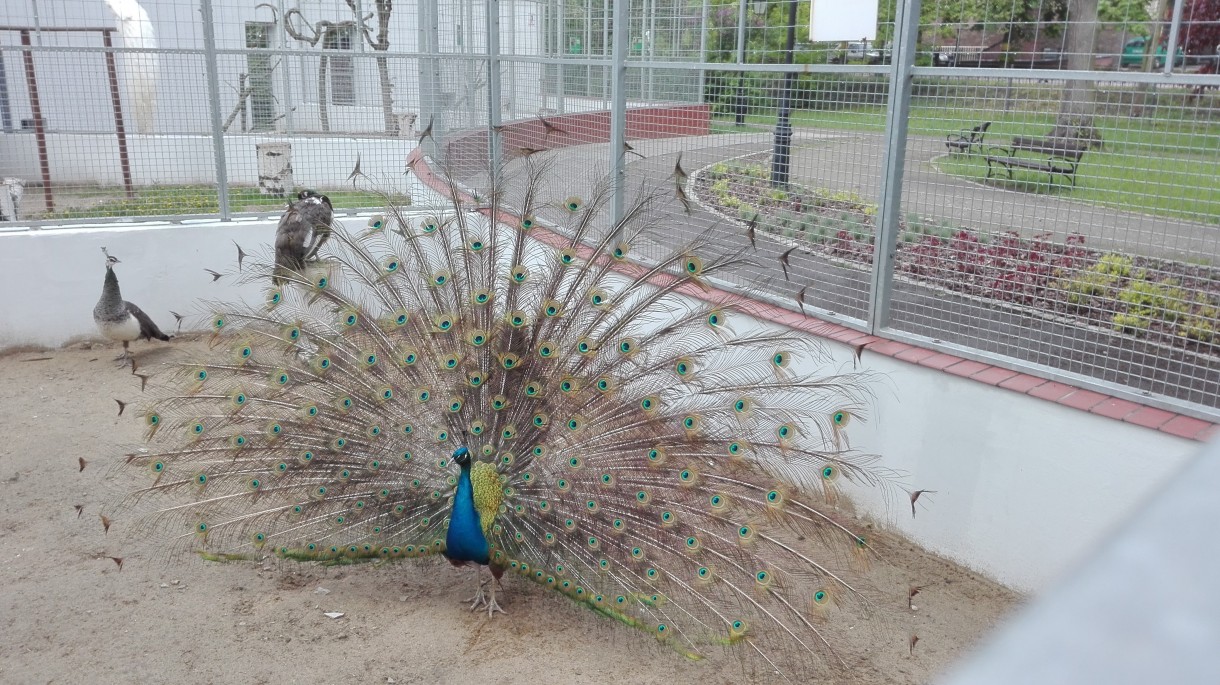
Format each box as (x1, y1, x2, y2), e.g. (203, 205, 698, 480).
(0, 338, 1019, 685)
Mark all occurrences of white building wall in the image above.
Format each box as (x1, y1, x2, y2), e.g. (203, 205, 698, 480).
(1, 0, 544, 137)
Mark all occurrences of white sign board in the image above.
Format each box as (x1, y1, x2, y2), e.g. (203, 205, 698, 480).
(809, 0, 879, 42)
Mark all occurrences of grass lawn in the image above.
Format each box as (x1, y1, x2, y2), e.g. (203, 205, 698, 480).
(46, 186, 406, 220)
(712, 104, 1220, 224)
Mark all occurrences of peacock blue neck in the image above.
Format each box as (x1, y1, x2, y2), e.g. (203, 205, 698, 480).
(443, 455, 490, 565)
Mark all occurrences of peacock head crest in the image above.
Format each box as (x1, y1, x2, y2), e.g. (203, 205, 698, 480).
(101, 246, 119, 270)
(297, 189, 333, 210)
(451, 446, 471, 467)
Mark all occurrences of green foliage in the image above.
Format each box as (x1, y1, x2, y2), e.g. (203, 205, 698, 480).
(1062, 271, 1119, 304)
(1111, 312, 1151, 331)
(1177, 298, 1219, 343)
(931, 114, 1220, 224)
(1095, 253, 1134, 278)
(47, 186, 405, 220)
(1060, 253, 1136, 304)
(1112, 278, 1190, 332)
(1181, 0, 1220, 59)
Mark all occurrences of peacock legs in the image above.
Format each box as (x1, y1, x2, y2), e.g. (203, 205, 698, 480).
(459, 565, 506, 617)
(462, 565, 488, 610)
(484, 575, 506, 617)
(112, 342, 132, 367)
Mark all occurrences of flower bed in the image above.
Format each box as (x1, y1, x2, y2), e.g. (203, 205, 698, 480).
(695, 156, 1220, 352)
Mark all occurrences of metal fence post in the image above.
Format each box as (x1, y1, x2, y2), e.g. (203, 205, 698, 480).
(417, 0, 441, 156)
(867, 0, 920, 333)
(556, 0, 566, 114)
(697, 0, 709, 103)
(608, 0, 630, 231)
(486, 0, 502, 172)
(1163, 0, 1186, 75)
(199, 0, 230, 220)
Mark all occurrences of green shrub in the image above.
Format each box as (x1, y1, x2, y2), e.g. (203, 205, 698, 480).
(1111, 278, 1190, 332)
(1059, 252, 1132, 305)
(1176, 297, 1219, 343)
(1095, 253, 1134, 278)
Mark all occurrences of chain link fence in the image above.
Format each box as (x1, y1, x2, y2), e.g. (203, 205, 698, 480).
(2, 0, 1218, 419)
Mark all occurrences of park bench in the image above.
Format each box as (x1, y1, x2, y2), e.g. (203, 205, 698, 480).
(945, 121, 991, 155)
(984, 135, 1088, 187)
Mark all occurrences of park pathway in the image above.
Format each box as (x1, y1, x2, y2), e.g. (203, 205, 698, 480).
(442, 127, 1220, 412)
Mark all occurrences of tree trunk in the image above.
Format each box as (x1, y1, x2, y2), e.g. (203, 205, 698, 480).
(1133, 0, 1172, 116)
(1114, 27, 1128, 71)
(347, 0, 397, 135)
(376, 55, 397, 135)
(1056, 0, 1102, 148)
(256, 142, 294, 196)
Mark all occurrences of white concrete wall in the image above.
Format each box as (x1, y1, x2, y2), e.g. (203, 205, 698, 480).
(0, 217, 1199, 592)
(845, 350, 1195, 591)
(0, 218, 283, 349)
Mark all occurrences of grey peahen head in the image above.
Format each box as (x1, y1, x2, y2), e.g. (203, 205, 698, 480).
(94, 246, 126, 322)
(99, 247, 122, 298)
(297, 189, 332, 210)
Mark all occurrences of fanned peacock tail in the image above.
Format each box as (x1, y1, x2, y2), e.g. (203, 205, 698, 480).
(105, 157, 898, 676)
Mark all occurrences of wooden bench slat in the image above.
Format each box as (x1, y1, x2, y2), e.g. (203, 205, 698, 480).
(983, 134, 1087, 187)
(946, 121, 991, 155)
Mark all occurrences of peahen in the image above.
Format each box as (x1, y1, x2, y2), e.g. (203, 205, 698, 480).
(104, 157, 894, 676)
(273, 190, 334, 284)
(93, 247, 172, 365)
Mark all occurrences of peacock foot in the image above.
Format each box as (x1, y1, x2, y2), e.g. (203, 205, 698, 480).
(463, 566, 488, 611)
(464, 584, 488, 611)
(485, 580, 507, 617)
(485, 595, 506, 617)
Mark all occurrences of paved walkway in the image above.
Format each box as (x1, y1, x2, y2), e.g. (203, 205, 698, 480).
(631, 130, 1215, 259)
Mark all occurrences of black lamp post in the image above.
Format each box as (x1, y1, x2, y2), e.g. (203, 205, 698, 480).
(735, 77, 747, 126)
(770, 0, 797, 187)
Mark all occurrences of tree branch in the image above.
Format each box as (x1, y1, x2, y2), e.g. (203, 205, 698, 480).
(283, 8, 322, 46)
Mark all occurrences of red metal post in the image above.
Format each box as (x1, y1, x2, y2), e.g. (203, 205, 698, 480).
(19, 29, 53, 213)
(102, 29, 135, 198)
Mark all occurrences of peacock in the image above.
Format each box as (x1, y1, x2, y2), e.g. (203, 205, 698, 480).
(93, 247, 172, 365)
(273, 190, 335, 285)
(103, 156, 896, 677)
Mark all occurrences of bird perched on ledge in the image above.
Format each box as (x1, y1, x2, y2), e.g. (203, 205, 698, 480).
(102, 157, 893, 678)
(273, 189, 334, 284)
(92, 247, 171, 365)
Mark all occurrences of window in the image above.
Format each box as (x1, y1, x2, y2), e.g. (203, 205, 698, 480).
(323, 24, 355, 106)
(244, 22, 276, 130)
